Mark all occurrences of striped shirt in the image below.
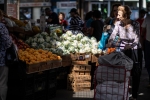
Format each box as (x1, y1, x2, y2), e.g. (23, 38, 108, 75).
(109, 20, 140, 49)
(69, 16, 83, 32)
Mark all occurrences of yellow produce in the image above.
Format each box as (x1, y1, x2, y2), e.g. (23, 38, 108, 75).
(18, 48, 62, 64)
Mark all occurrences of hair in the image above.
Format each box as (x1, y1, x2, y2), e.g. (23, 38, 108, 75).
(59, 12, 65, 19)
(118, 5, 131, 19)
(110, 3, 122, 18)
(118, 5, 132, 25)
(45, 7, 51, 12)
(93, 10, 101, 18)
(84, 11, 93, 21)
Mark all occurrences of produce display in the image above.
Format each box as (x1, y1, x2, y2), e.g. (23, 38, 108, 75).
(18, 48, 61, 64)
(10, 34, 30, 50)
(25, 31, 103, 55)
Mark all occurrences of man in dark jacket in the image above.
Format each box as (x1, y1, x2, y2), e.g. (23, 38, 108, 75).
(45, 8, 59, 24)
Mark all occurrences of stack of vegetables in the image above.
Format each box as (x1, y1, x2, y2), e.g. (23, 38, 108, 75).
(18, 48, 61, 64)
(25, 31, 103, 55)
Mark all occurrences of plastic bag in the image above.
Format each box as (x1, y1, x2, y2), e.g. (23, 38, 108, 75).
(98, 32, 110, 50)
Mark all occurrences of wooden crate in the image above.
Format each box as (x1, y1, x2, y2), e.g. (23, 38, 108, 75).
(47, 61, 53, 69)
(62, 61, 72, 67)
(74, 75, 91, 81)
(61, 55, 72, 61)
(26, 63, 40, 74)
(70, 53, 79, 61)
(72, 61, 89, 65)
(91, 54, 101, 66)
(73, 87, 91, 92)
(39, 61, 49, 71)
(76, 82, 91, 88)
(73, 71, 91, 75)
(73, 64, 91, 71)
(52, 60, 62, 68)
(77, 53, 92, 61)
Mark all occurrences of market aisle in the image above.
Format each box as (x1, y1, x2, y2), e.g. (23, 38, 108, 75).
(137, 67, 150, 100)
(51, 89, 94, 100)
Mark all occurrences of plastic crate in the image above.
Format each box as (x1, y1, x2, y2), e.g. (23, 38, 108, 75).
(34, 78, 46, 92)
(34, 71, 48, 80)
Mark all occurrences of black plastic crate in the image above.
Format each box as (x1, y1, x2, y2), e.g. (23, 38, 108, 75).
(34, 90, 47, 99)
(48, 79, 57, 89)
(34, 71, 48, 80)
(24, 94, 34, 100)
(34, 78, 46, 92)
(48, 69, 57, 79)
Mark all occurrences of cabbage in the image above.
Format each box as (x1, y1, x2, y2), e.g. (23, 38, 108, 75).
(79, 49, 85, 53)
(97, 49, 102, 54)
(71, 35, 76, 40)
(31, 42, 37, 48)
(56, 48, 64, 55)
(37, 38, 45, 43)
(68, 46, 75, 53)
(76, 33, 83, 41)
(45, 37, 51, 42)
(77, 42, 84, 49)
(91, 49, 98, 54)
(66, 31, 73, 36)
(32, 37, 38, 42)
(39, 44, 45, 49)
(56, 41, 61, 47)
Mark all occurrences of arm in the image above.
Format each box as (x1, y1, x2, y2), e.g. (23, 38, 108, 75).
(0, 24, 12, 50)
(108, 22, 119, 44)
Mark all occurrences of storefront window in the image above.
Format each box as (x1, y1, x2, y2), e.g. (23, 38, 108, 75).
(20, 8, 32, 20)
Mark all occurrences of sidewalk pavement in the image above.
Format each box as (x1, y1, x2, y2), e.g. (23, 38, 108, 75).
(137, 67, 150, 100)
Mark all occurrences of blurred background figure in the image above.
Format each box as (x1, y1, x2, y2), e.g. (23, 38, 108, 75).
(68, 8, 84, 34)
(45, 7, 59, 24)
(58, 12, 68, 29)
(89, 10, 104, 41)
(23, 9, 31, 20)
(136, 9, 147, 50)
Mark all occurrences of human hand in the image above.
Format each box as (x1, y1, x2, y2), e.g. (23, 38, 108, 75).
(124, 44, 132, 50)
(106, 25, 111, 30)
(106, 43, 111, 48)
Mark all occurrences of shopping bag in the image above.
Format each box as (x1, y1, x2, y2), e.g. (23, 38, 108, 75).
(98, 32, 110, 50)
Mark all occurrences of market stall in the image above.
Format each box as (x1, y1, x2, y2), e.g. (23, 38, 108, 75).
(3, 13, 107, 100)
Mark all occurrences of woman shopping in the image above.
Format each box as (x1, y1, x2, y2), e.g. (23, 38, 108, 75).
(107, 5, 142, 100)
(0, 9, 12, 100)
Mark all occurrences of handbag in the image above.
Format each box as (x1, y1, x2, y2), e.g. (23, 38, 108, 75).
(5, 43, 19, 66)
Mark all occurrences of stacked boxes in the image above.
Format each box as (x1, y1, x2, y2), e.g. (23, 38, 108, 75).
(67, 64, 91, 92)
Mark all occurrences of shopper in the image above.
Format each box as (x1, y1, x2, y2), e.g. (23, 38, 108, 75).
(45, 8, 59, 24)
(104, 3, 122, 34)
(68, 8, 84, 34)
(89, 10, 104, 41)
(0, 9, 12, 100)
(136, 9, 147, 68)
(107, 5, 142, 100)
(58, 12, 68, 29)
(142, 14, 150, 87)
